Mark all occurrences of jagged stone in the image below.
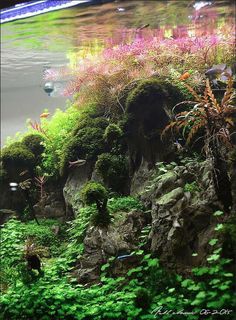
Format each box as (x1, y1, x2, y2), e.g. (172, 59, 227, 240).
(0, 209, 17, 225)
(140, 159, 224, 274)
(156, 187, 183, 206)
(63, 162, 94, 215)
(33, 192, 65, 219)
(74, 210, 147, 284)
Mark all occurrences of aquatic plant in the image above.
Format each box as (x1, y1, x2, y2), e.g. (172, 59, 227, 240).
(45, 31, 235, 117)
(1, 143, 36, 176)
(36, 105, 81, 176)
(34, 175, 47, 200)
(80, 182, 111, 226)
(162, 77, 235, 152)
(162, 77, 236, 210)
(22, 134, 45, 163)
(95, 153, 129, 193)
(1, 216, 235, 320)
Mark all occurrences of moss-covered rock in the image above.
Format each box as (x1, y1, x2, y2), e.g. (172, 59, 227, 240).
(125, 78, 182, 138)
(73, 106, 108, 135)
(80, 181, 111, 226)
(60, 127, 105, 176)
(95, 153, 129, 193)
(124, 79, 184, 167)
(59, 111, 108, 176)
(103, 123, 123, 144)
(1, 143, 36, 177)
(22, 134, 45, 160)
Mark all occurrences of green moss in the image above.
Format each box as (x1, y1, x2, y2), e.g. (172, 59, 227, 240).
(22, 134, 45, 159)
(95, 153, 129, 193)
(73, 106, 108, 135)
(125, 78, 183, 138)
(80, 182, 111, 226)
(1, 144, 36, 174)
(59, 126, 105, 176)
(80, 181, 108, 206)
(103, 124, 123, 144)
(60, 109, 108, 176)
(229, 149, 236, 162)
(0, 167, 7, 181)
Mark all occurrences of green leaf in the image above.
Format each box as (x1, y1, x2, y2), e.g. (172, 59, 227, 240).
(196, 291, 206, 299)
(207, 254, 220, 262)
(224, 273, 233, 277)
(219, 285, 230, 291)
(101, 263, 110, 271)
(208, 239, 218, 246)
(213, 210, 224, 216)
(214, 223, 223, 231)
(192, 267, 209, 276)
(147, 258, 158, 267)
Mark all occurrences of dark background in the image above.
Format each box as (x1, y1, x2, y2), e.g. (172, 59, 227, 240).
(0, 0, 27, 9)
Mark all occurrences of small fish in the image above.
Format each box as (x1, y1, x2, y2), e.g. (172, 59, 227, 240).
(220, 67, 233, 81)
(205, 64, 226, 80)
(116, 254, 132, 260)
(193, 1, 212, 11)
(174, 140, 183, 151)
(136, 24, 150, 31)
(40, 112, 50, 118)
(179, 72, 190, 81)
(68, 159, 86, 169)
(20, 170, 29, 176)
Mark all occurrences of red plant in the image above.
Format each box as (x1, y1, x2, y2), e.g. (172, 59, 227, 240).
(34, 175, 47, 200)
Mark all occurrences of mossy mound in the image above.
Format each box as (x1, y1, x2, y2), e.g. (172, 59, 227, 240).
(80, 181, 111, 226)
(95, 153, 129, 193)
(125, 78, 183, 139)
(103, 123, 123, 144)
(1, 143, 36, 178)
(60, 109, 108, 176)
(22, 134, 45, 160)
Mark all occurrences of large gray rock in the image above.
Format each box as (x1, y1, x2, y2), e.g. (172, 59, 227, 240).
(33, 191, 65, 219)
(74, 210, 147, 284)
(139, 159, 224, 274)
(63, 162, 93, 216)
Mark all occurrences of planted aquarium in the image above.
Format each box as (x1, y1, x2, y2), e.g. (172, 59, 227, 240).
(0, 1, 236, 319)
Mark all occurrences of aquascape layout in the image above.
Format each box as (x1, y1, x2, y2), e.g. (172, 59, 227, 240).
(0, 1, 236, 319)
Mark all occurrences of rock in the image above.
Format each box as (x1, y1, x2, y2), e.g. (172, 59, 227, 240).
(34, 191, 65, 219)
(63, 162, 93, 215)
(139, 159, 223, 274)
(0, 209, 17, 225)
(130, 160, 154, 195)
(156, 187, 183, 206)
(51, 225, 60, 235)
(74, 210, 147, 284)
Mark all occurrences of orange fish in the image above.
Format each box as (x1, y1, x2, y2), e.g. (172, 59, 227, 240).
(179, 72, 190, 81)
(40, 112, 50, 118)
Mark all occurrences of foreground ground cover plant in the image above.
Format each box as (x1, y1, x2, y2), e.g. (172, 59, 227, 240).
(0, 209, 235, 320)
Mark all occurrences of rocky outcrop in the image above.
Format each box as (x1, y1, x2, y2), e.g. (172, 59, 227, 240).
(74, 210, 148, 284)
(33, 191, 65, 219)
(138, 159, 224, 274)
(63, 162, 94, 216)
(0, 209, 17, 225)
